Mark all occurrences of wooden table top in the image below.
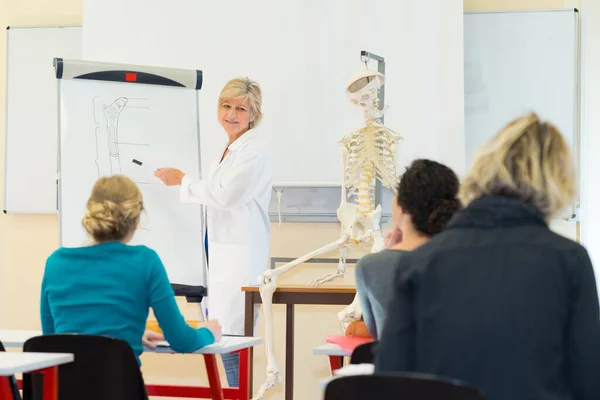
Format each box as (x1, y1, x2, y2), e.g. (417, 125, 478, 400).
(242, 285, 356, 294)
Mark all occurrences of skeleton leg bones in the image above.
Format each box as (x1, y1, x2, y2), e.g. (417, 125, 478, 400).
(306, 144, 357, 287)
(253, 237, 352, 400)
(336, 204, 383, 329)
(252, 281, 281, 400)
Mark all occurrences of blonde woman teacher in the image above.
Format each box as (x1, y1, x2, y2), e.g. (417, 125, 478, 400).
(154, 77, 272, 387)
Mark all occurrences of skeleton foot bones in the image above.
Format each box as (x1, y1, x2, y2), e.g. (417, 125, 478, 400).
(252, 68, 401, 399)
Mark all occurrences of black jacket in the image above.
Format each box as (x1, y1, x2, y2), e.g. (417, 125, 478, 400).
(374, 195, 600, 400)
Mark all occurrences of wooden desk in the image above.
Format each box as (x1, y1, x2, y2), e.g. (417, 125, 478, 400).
(242, 285, 356, 400)
(0, 330, 262, 400)
(0, 352, 73, 400)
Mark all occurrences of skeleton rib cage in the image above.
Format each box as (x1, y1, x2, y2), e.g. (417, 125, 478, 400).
(341, 121, 402, 214)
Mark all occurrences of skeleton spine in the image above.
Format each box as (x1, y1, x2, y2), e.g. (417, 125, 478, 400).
(357, 160, 375, 214)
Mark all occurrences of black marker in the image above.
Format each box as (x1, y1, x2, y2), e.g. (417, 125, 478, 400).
(132, 159, 157, 172)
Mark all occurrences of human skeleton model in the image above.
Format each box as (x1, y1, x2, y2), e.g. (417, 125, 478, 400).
(252, 70, 402, 399)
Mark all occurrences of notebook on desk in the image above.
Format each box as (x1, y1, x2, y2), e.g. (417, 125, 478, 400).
(324, 334, 373, 353)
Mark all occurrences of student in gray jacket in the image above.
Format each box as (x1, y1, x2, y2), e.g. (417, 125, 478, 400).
(355, 159, 462, 339)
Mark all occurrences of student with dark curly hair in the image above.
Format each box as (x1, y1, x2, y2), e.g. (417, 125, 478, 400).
(354, 159, 462, 339)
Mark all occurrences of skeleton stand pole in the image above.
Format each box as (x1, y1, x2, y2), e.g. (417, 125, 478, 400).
(360, 50, 386, 211)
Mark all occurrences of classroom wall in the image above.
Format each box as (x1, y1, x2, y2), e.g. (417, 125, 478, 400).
(0, 1, 585, 400)
(0, 0, 82, 327)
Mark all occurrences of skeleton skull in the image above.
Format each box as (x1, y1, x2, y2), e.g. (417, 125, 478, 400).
(346, 70, 385, 110)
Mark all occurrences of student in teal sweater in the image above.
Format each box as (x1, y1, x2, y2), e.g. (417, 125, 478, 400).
(40, 175, 221, 365)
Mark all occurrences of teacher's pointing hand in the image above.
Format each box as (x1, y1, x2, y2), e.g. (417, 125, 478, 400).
(154, 168, 185, 186)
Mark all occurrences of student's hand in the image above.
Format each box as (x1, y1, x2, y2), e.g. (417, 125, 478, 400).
(384, 228, 403, 249)
(201, 320, 222, 342)
(142, 330, 165, 349)
(154, 168, 185, 186)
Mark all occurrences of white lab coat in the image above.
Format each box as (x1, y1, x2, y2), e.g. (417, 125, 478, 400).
(180, 129, 272, 335)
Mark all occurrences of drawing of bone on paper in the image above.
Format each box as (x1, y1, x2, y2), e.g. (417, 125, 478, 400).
(92, 96, 150, 180)
(92, 95, 152, 233)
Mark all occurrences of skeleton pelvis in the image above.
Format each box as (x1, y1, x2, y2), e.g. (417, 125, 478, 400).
(337, 202, 382, 243)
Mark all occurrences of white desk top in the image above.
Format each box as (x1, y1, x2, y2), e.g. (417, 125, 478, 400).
(0, 352, 73, 375)
(152, 336, 262, 354)
(0, 330, 41, 347)
(313, 343, 352, 357)
(0, 330, 262, 355)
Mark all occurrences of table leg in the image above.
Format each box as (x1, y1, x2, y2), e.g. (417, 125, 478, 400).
(203, 354, 225, 400)
(328, 356, 343, 374)
(244, 292, 254, 395)
(0, 377, 14, 400)
(285, 303, 294, 400)
(238, 348, 250, 400)
(41, 366, 58, 400)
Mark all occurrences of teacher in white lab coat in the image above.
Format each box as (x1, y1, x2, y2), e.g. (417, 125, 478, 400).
(154, 77, 272, 388)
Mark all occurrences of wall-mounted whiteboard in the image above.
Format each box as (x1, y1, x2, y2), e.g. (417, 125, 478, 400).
(4, 25, 82, 214)
(56, 59, 207, 287)
(464, 9, 579, 172)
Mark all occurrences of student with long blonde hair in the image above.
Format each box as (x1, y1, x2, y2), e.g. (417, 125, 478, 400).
(375, 113, 600, 400)
(40, 175, 221, 365)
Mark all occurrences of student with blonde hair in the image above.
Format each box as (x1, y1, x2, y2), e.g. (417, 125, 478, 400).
(154, 77, 272, 386)
(40, 175, 221, 365)
(375, 113, 600, 400)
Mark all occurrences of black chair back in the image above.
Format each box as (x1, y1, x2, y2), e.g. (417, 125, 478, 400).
(349, 341, 376, 364)
(325, 373, 486, 400)
(0, 340, 22, 399)
(22, 334, 148, 400)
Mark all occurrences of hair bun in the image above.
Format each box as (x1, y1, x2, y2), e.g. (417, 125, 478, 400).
(82, 200, 123, 237)
(426, 198, 462, 235)
(81, 175, 144, 243)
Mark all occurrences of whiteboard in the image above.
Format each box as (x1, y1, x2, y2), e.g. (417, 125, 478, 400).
(4, 25, 82, 213)
(463, 9, 579, 172)
(57, 63, 206, 286)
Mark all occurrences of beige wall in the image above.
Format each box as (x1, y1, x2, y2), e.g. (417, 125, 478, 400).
(0, 0, 583, 399)
(0, 1, 82, 327)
